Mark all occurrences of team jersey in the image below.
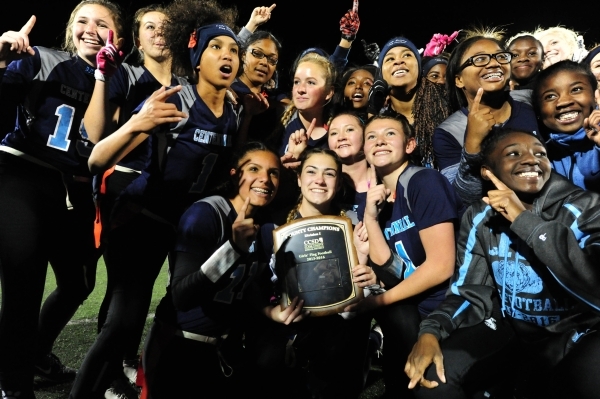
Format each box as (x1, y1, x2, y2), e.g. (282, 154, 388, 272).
(108, 64, 189, 171)
(1, 46, 96, 176)
(377, 164, 463, 313)
(122, 85, 239, 225)
(171, 196, 270, 336)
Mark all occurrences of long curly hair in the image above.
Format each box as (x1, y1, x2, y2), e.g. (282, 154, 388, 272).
(163, 0, 238, 78)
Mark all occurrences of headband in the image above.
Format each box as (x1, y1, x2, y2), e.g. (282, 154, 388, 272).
(188, 23, 239, 68)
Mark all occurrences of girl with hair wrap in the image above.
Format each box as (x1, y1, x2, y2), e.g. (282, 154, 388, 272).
(368, 36, 451, 168)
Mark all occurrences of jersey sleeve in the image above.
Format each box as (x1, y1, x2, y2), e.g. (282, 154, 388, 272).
(510, 192, 600, 313)
(107, 65, 130, 107)
(419, 204, 497, 340)
(407, 169, 460, 231)
(170, 201, 243, 311)
(433, 126, 462, 176)
(0, 47, 41, 102)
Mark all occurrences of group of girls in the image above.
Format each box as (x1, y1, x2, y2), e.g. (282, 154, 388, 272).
(1, 1, 600, 399)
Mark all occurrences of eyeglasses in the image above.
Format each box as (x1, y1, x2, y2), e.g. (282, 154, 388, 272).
(249, 48, 278, 66)
(458, 52, 513, 71)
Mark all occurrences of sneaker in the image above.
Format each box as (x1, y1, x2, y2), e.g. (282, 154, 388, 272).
(122, 359, 138, 386)
(34, 353, 77, 382)
(372, 324, 384, 356)
(105, 378, 140, 399)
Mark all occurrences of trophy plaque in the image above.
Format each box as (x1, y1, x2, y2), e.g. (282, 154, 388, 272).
(273, 215, 363, 316)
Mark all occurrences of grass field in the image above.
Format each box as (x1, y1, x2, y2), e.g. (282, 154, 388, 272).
(1, 258, 385, 399)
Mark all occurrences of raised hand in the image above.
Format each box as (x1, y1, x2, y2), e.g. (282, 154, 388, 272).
(367, 69, 389, 115)
(482, 169, 526, 222)
(361, 39, 380, 64)
(0, 16, 36, 65)
(465, 88, 496, 153)
(364, 165, 389, 221)
(405, 333, 446, 389)
(339, 0, 360, 42)
(131, 85, 187, 134)
(232, 197, 258, 253)
(95, 30, 124, 81)
(583, 109, 600, 146)
(246, 4, 276, 32)
(281, 118, 315, 169)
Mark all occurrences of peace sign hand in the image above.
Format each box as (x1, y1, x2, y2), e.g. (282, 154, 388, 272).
(482, 169, 526, 222)
(465, 88, 496, 153)
(0, 16, 36, 66)
(232, 197, 259, 253)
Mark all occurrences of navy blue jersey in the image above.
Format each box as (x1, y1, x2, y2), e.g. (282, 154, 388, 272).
(1, 47, 96, 176)
(108, 64, 188, 171)
(379, 165, 461, 298)
(172, 196, 269, 336)
(122, 85, 239, 225)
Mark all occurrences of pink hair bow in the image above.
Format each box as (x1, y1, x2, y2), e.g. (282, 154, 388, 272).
(423, 31, 459, 57)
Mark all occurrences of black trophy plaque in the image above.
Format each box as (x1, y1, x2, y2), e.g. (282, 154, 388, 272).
(273, 215, 363, 316)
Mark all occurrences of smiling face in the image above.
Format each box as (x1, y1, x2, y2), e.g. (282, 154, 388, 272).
(242, 38, 278, 87)
(293, 61, 333, 112)
(508, 37, 543, 83)
(328, 114, 364, 161)
(538, 69, 595, 134)
(426, 63, 447, 85)
(197, 35, 240, 89)
(482, 132, 551, 200)
(381, 46, 419, 91)
(455, 39, 510, 102)
(233, 150, 280, 209)
(540, 32, 573, 67)
(136, 11, 168, 62)
(298, 153, 341, 212)
(363, 118, 415, 175)
(72, 4, 123, 66)
(343, 69, 374, 109)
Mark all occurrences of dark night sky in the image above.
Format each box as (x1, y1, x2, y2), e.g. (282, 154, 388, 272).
(3, 0, 599, 84)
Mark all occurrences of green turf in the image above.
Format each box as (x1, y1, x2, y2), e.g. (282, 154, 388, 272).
(3, 259, 385, 398)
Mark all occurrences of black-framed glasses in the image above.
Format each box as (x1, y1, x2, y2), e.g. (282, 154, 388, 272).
(458, 52, 513, 71)
(249, 48, 278, 66)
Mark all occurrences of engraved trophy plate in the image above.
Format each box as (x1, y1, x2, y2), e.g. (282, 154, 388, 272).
(273, 215, 363, 316)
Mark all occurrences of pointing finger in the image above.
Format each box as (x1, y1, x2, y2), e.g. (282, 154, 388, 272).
(485, 169, 509, 190)
(268, 3, 276, 12)
(367, 163, 377, 188)
(472, 87, 483, 113)
(20, 15, 36, 35)
(305, 118, 317, 140)
(106, 30, 113, 46)
(352, 0, 359, 13)
(236, 197, 250, 222)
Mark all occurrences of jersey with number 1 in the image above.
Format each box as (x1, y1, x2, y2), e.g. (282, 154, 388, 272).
(1, 46, 96, 176)
(122, 85, 239, 225)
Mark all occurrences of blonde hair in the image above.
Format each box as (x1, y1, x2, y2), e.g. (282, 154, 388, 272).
(533, 26, 587, 62)
(62, 0, 125, 54)
(460, 26, 506, 42)
(281, 53, 337, 127)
